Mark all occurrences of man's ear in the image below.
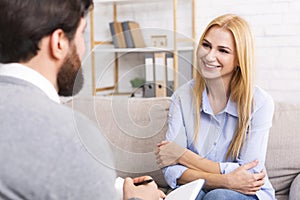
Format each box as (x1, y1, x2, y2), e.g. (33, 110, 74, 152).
(49, 29, 69, 60)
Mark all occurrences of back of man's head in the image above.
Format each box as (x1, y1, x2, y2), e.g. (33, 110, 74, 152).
(0, 0, 93, 64)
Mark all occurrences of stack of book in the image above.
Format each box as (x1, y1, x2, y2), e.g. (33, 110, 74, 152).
(109, 21, 146, 48)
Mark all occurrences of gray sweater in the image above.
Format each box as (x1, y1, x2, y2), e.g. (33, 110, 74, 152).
(0, 76, 117, 200)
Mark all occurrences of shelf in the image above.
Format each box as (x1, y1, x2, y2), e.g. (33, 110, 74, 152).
(93, 45, 194, 53)
(90, 0, 196, 96)
(94, 0, 166, 4)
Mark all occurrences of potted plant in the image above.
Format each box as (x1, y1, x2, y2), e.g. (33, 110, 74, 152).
(130, 77, 145, 97)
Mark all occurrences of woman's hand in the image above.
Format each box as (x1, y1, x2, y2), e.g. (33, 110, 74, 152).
(155, 141, 187, 168)
(123, 176, 166, 200)
(225, 160, 265, 195)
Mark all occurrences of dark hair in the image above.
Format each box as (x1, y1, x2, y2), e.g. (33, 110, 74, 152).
(0, 0, 93, 63)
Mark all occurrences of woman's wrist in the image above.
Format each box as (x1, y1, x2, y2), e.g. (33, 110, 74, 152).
(179, 150, 221, 174)
(177, 149, 189, 164)
(178, 150, 202, 169)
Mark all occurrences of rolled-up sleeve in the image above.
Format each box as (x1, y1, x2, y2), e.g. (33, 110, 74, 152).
(162, 165, 188, 188)
(219, 162, 241, 174)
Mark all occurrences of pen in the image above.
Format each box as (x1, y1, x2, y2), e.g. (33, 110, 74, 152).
(134, 179, 154, 186)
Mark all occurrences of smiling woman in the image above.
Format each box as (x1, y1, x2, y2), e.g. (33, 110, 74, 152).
(0, 0, 165, 199)
(156, 14, 276, 200)
(193, 13, 255, 156)
(197, 26, 237, 82)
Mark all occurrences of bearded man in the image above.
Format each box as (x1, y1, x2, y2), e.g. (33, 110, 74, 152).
(0, 0, 163, 200)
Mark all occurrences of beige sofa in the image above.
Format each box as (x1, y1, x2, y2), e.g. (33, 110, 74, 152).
(65, 97, 300, 200)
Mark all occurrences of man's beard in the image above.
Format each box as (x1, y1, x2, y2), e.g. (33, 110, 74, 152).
(57, 45, 84, 97)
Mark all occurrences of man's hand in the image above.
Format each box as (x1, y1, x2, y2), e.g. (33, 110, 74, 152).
(155, 141, 187, 168)
(225, 160, 265, 195)
(123, 176, 166, 200)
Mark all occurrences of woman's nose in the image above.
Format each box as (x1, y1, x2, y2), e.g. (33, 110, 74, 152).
(205, 50, 217, 62)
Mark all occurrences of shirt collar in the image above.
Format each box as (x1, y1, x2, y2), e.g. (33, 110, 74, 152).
(0, 63, 60, 103)
(201, 88, 238, 117)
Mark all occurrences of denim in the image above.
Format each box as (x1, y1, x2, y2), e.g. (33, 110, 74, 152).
(196, 189, 259, 200)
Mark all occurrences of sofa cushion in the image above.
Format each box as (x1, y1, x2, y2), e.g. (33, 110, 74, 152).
(289, 173, 300, 200)
(266, 102, 300, 196)
(66, 97, 300, 194)
(65, 96, 171, 188)
(275, 195, 289, 200)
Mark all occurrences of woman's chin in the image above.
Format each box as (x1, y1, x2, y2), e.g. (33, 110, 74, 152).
(200, 69, 222, 80)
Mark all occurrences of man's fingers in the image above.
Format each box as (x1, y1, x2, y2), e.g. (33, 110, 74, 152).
(132, 176, 153, 184)
(124, 177, 134, 187)
(159, 190, 166, 199)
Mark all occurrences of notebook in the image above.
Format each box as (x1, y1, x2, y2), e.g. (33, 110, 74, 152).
(114, 177, 205, 200)
(165, 179, 205, 200)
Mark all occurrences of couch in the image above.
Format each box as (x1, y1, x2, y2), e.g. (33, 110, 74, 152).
(64, 96, 300, 200)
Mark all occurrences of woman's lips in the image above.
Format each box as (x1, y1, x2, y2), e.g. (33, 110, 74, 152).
(204, 63, 221, 69)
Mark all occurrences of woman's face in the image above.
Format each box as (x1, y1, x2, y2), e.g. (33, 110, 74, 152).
(197, 26, 238, 82)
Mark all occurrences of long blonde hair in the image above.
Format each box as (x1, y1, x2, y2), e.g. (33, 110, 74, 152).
(193, 14, 255, 160)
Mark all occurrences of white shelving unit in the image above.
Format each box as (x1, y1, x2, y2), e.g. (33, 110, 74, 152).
(89, 0, 196, 96)
(93, 46, 194, 53)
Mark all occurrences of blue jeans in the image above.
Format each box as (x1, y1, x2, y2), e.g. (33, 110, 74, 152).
(196, 189, 259, 200)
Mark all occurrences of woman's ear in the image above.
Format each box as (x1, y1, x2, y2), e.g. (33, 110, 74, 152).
(235, 60, 240, 70)
(49, 29, 69, 60)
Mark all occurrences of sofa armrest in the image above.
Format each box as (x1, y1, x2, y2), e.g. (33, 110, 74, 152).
(289, 173, 300, 200)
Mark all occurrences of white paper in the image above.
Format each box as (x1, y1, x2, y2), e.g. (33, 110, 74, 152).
(165, 179, 205, 200)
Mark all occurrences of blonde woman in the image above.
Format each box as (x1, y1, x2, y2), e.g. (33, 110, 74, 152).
(156, 14, 275, 200)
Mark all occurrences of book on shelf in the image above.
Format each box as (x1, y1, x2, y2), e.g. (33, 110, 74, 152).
(114, 177, 205, 200)
(109, 21, 146, 48)
(166, 53, 174, 97)
(121, 21, 135, 48)
(109, 21, 126, 48)
(144, 53, 155, 98)
(144, 52, 174, 98)
(154, 52, 167, 97)
(127, 21, 146, 48)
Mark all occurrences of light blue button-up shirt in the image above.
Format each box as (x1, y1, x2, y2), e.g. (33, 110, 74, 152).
(163, 80, 275, 200)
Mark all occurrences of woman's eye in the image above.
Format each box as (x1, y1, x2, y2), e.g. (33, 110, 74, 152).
(219, 49, 229, 54)
(202, 42, 210, 48)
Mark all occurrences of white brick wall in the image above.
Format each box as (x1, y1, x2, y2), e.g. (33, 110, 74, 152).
(82, 0, 300, 103)
(195, 0, 300, 103)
